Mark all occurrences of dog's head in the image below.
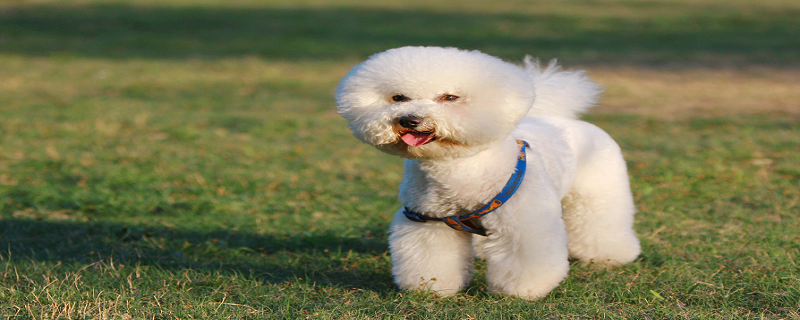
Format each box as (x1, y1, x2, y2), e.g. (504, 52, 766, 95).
(335, 46, 535, 160)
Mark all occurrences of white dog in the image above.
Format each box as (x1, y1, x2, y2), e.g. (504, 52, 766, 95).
(335, 46, 641, 300)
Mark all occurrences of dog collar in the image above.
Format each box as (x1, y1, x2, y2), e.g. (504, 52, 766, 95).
(402, 139, 530, 236)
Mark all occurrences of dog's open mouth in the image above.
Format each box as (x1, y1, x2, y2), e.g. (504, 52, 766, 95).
(400, 130, 436, 147)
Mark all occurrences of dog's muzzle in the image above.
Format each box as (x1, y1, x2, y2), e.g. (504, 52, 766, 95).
(397, 115, 436, 147)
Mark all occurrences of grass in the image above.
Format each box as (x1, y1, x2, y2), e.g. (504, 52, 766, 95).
(2, 0, 799, 64)
(1, 0, 799, 318)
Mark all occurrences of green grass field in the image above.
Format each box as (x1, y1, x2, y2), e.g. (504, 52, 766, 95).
(1, 0, 799, 318)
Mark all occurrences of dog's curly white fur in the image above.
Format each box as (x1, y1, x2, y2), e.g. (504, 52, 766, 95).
(335, 46, 641, 300)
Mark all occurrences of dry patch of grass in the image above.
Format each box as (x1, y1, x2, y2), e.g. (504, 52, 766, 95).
(588, 67, 800, 119)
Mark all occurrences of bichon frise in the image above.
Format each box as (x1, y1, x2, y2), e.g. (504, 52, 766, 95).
(335, 46, 641, 300)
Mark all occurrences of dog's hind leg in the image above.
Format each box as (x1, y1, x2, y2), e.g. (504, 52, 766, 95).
(388, 209, 474, 297)
(561, 145, 641, 266)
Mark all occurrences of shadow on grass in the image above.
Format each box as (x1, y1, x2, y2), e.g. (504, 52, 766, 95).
(1, 2, 799, 65)
(0, 218, 395, 292)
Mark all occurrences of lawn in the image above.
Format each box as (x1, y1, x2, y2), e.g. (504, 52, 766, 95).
(1, 0, 798, 318)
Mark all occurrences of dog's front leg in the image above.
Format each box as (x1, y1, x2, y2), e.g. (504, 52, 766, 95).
(388, 209, 474, 297)
(482, 200, 570, 300)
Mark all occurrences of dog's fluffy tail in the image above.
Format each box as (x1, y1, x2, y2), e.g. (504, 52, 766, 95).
(523, 57, 603, 119)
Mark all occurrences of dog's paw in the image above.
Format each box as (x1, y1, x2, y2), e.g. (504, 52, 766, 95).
(488, 275, 564, 301)
(398, 276, 463, 297)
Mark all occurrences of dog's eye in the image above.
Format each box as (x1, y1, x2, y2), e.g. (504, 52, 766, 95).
(437, 94, 460, 102)
(392, 94, 410, 102)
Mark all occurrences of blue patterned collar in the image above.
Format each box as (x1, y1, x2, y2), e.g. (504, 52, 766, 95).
(402, 140, 529, 236)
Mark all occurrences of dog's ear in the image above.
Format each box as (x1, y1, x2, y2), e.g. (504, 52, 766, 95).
(335, 66, 384, 112)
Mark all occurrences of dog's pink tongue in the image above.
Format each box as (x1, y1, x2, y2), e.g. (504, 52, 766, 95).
(401, 132, 434, 147)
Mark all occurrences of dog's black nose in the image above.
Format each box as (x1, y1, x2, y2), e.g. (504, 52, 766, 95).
(398, 115, 423, 129)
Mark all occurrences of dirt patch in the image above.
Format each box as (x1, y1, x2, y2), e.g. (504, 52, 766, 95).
(584, 67, 800, 120)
